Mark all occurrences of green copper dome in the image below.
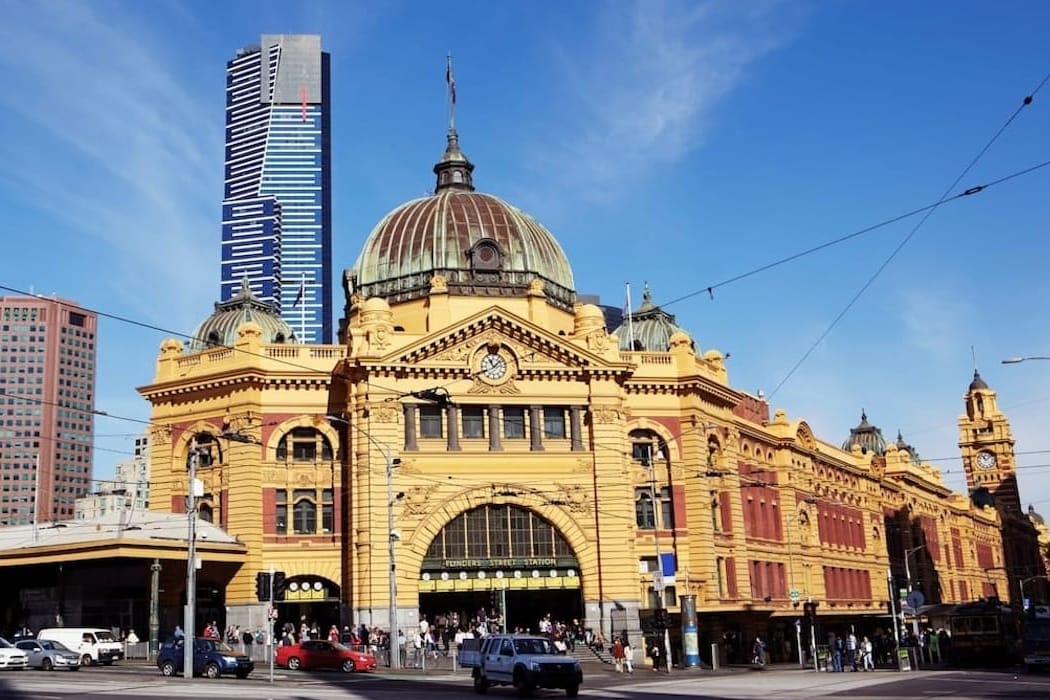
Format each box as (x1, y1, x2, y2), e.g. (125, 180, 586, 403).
(189, 279, 298, 352)
(347, 130, 576, 311)
(612, 284, 695, 352)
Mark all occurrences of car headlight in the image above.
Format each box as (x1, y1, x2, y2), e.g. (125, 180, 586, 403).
(529, 661, 541, 672)
(222, 656, 237, 663)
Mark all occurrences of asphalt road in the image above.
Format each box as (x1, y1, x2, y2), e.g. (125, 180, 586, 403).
(0, 662, 1047, 700)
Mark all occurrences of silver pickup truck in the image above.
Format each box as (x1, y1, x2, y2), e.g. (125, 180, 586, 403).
(457, 634, 582, 697)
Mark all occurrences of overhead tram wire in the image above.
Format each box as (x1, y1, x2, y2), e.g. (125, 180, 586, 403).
(648, 70, 1050, 314)
(766, 72, 1050, 400)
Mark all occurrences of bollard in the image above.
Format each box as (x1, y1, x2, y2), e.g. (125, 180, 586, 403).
(710, 643, 720, 670)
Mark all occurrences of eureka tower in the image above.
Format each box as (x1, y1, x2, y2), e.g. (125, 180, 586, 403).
(220, 34, 332, 344)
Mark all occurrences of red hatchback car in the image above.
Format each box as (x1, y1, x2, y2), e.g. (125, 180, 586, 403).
(276, 641, 378, 673)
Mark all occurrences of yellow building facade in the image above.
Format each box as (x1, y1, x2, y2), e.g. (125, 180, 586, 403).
(139, 126, 1048, 659)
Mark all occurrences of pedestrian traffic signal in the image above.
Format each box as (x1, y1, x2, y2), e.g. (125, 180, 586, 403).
(255, 571, 271, 602)
(272, 570, 286, 601)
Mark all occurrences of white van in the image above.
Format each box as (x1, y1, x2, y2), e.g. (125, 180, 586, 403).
(36, 628, 123, 666)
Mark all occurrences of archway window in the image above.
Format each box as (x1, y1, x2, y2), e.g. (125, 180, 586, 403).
(187, 432, 221, 469)
(635, 489, 655, 529)
(423, 505, 574, 563)
(198, 501, 214, 523)
(276, 427, 333, 462)
(293, 489, 317, 534)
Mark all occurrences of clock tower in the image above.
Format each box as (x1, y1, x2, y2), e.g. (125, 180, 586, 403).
(957, 370, 1021, 514)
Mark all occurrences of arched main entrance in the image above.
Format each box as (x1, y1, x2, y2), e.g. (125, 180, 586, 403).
(417, 504, 582, 635)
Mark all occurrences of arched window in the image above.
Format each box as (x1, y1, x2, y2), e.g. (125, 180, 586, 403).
(293, 489, 317, 534)
(276, 427, 333, 462)
(635, 489, 655, 529)
(198, 501, 214, 523)
(187, 432, 222, 469)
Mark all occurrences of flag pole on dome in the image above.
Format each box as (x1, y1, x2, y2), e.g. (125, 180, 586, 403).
(446, 52, 457, 131)
(625, 282, 635, 351)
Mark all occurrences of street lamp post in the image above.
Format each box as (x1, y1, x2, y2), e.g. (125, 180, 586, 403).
(183, 440, 202, 680)
(325, 415, 401, 670)
(645, 446, 672, 672)
(1002, 356, 1050, 364)
(903, 545, 924, 637)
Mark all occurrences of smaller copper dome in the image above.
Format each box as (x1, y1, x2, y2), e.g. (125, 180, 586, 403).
(842, 410, 887, 456)
(969, 370, 989, 391)
(189, 279, 298, 352)
(612, 284, 695, 353)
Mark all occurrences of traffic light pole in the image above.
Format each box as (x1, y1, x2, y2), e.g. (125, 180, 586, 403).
(183, 442, 199, 680)
(269, 564, 275, 684)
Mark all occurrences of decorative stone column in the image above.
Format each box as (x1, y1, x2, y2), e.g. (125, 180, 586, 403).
(529, 405, 544, 451)
(488, 405, 503, 451)
(447, 404, 461, 451)
(403, 405, 418, 451)
(569, 406, 584, 451)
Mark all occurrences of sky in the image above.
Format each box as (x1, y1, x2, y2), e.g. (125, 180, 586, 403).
(1, 0, 1049, 514)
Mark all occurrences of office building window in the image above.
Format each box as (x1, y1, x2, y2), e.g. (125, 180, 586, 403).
(420, 406, 443, 439)
(462, 407, 485, 439)
(503, 407, 525, 439)
(543, 407, 566, 439)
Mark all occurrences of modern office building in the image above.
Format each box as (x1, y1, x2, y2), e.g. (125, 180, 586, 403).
(220, 34, 332, 344)
(74, 433, 150, 519)
(0, 296, 97, 525)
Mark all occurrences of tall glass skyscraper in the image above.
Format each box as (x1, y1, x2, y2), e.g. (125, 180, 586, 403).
(220, 34, 332, 344)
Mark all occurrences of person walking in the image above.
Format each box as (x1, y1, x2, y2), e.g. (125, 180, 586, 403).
(623, 638, 634, 673)
(611, 638, 625, 673)
(649, 639, 664, 672)
(862, 636, 874, 671)
(847, 631, 859, 671)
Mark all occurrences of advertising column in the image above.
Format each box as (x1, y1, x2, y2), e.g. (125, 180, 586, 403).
(680, 593, 700, 667)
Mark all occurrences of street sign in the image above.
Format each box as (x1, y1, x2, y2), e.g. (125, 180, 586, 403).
(906, 590, 925, 611)
(789, 589, 801, 602)
(653, 571, 665, 592)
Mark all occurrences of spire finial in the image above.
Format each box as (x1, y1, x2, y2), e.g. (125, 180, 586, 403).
(434, 52, 475, 193)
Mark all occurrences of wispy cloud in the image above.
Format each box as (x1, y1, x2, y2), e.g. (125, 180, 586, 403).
(898, 287, 972, 360)
(0, 0, 221, 330)
(538, 0, 802, 202)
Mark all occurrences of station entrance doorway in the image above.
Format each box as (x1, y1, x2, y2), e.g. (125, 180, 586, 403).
(416, 504, 582, 635)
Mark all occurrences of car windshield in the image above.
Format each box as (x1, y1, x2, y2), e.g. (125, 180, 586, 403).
(0, 638, 13, 649)
(44, 640, 72, 652)
(330, 642, 351, 652)
(514, 638, 553, 655)
(95, 631, 116, 642)
(197, 639, 235, 653)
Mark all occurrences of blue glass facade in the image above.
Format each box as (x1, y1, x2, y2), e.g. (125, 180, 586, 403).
(219, 35, 332, 343)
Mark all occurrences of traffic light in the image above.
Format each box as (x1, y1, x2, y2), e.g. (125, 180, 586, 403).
(654, 608, 668, 630)
(272, 571, 286, 601)
(255, 571, 271, 602)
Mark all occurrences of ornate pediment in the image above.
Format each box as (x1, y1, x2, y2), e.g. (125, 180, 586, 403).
(391, 308, 616, 377)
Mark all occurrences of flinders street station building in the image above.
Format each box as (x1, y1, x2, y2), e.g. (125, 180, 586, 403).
(2, 123, 1048, 664)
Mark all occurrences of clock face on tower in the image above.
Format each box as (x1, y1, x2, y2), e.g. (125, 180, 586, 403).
(479, 352, 508, 381)
(976, 451, 997, 470)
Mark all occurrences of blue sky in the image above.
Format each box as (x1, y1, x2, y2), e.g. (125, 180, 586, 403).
(2, 1, 1049, 514)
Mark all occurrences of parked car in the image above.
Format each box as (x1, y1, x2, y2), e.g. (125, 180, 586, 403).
(36, 628, 123, 666)
(14, 639, 80, 671)
(276, 640, 378, 672)
(0, 637, 29, 671)
(156, 637, 253, 679)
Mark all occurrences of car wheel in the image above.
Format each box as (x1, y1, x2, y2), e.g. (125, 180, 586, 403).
(287, 656, 302, 671)
(81, 654, 93, 667)
(204, 663, 221, 679)
(42, 658, 54, 671)
(473, 674, 489, 694)
(513, 669, 534, 697)
(342, 659, 356, 673)
(160, 661, 177, 677)
(565, 684, 580, 698)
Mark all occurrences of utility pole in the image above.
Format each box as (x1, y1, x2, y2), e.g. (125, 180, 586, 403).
(183, 440, 199, 679)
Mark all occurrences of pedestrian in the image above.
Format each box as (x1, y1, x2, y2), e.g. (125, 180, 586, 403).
(611, 638, 624, 673)
(649, 640, 664, 672)
(623, 638, 634, 673)
(847, 631, 858, 671)
(173, 625, 184, 639)
(862, 636, 874, 671)
(752, 635, 766, 666)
